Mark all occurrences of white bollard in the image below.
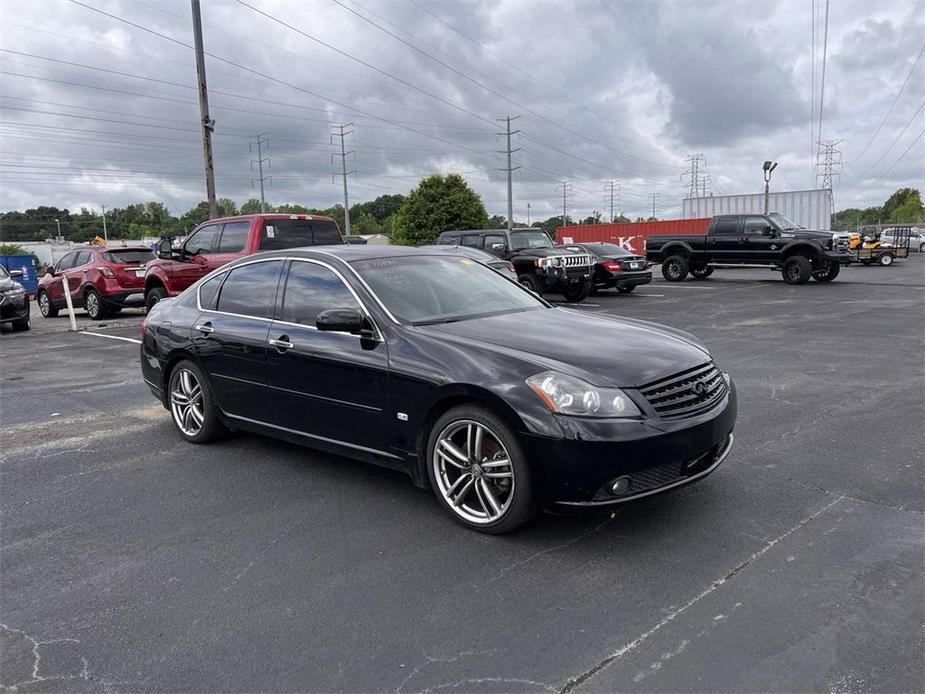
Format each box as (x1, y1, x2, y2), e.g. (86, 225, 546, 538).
(61, 275, 78, 331)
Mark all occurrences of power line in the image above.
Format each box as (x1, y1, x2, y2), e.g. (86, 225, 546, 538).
(853, 44, 925, 161)
(496, 116, 521, 231)
(557, 181, 573, 227)
(816, 139, 843, 211)
(816, 0, 830, 148)
(649, 193, 660, 219)
(862, 126, 925, 191)
(854, 98, 925, 178)
(250, 133, 271, 213)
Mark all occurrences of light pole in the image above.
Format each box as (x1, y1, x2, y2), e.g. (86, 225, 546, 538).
(762, 160, 778, 214)
(54, 218, 61, 238)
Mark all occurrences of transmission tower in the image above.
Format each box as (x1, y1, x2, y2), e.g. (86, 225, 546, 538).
(496, 116, 521, 231)
(330, 124, 356, 235)
(557, 181, 573, 227)
(815, 139, 843, 212)
(682, 154, 712, 198)
(649, 192, 660, 219)
(249, 133, 271, 213)
(603, 180, 622, 221)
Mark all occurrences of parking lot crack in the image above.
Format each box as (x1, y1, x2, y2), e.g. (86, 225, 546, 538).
(557, 494, 846, 693)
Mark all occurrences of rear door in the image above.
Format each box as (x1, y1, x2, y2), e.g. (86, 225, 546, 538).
(194, 259, 284, 423)
(173, 223, 221, 292)
(709, 216, 741, 262)
(267, 259, 389, 453)
(210, 220, 251, 271)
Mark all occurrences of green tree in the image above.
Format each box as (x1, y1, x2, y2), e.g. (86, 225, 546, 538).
(888, 190, 924, 223)
(351, 213, 381, 234)
(882, 188, 919, 220)
(217, 197, 238, 217)
(391, 174, 488, 246)
(240, 198, 265, 214)
(488, 214, 506, 229)
(275, 203, 310, 214)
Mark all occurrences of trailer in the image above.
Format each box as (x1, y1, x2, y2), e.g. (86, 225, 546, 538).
(683, 189, 832, 230)
(851, 226, 911, 266)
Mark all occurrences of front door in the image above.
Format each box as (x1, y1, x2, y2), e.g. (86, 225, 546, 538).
(66, 251, 92, 306)
(267, 259, 388, 454)
(173, 223, 222, 293)
(47, 252, 77, 304)
(194, 259, 283, 423)
(741, 216, 779, 263)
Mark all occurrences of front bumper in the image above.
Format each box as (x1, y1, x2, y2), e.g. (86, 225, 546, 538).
(526, 379, 737, 506)
(0, 293, 29, 323)
(824, 249, 853, 266)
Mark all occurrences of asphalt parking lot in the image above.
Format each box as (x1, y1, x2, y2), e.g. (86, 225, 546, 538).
(2, 260, 923, 693)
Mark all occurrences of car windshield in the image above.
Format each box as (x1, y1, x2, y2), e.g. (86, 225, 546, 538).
(0, 266, 9, 279)
(352, 255, 546, 325)
(510, 231, 554, 250)
(769, 213, 799, 231)
(103, 249, 155, 264)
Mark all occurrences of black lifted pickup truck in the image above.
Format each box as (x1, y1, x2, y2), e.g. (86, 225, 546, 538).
(437, 228, 594, 302)
(646, 213, 852, 284)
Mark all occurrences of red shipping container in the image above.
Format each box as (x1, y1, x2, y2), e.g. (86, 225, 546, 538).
(556, 218, 711, 255)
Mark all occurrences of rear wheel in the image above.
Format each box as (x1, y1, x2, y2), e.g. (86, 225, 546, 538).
(427, 404, 537, 534)
(878, 253, 895, 266)
(37, 290, 58, 318)
(561, 280, 591, 303)
(661, 255, 689, 282)
(782, 256, 812, 284)
(919, 243, 925, 253)
(812, 261, 840, 282)
(517, 274, 543, 295)
(616, 285, 636, 294)
(167, 360, 226, 443)
(690, 265, 714, 280)
(145, 286, 167, 312)
(85, 288, 107, 320)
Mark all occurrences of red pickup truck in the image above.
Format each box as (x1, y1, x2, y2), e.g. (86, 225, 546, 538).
(144, 214, 343, 310)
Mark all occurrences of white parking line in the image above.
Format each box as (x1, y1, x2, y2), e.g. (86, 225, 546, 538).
(80, 331, 142, 345)
(652, 284, 715, 289)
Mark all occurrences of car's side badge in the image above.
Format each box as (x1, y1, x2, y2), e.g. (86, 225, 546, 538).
(397, 412, 409, 421)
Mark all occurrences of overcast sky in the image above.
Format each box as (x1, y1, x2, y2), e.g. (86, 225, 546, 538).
(1, 0, 922, 223)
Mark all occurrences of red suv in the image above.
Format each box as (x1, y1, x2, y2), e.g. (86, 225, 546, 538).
(37, 246, 154, 320)
(143, 214, 343, 310)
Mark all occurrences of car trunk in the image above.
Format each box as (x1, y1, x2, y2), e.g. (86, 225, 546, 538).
(103, 249, 154, 287)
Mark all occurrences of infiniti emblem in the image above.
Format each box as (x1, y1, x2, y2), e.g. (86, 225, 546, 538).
(692, 381, 707, 398)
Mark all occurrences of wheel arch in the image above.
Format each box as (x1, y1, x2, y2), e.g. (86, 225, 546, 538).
(780, 242, 820, 260)
(660, 242, 693, 258)
(144, 272, 168, 297)
(159, 348, 203, 406)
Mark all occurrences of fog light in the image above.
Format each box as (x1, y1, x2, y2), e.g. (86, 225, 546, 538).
(610, 476, 631, 495)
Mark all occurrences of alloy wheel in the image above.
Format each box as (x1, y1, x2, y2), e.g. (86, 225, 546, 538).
(433, 420, 515, 525)
(86, 292, 100, 318)
(787, 262, 801, 281)
(170, 368, 205, 436)
(666, 260, 682, 280)
(38, 292, 50, 317)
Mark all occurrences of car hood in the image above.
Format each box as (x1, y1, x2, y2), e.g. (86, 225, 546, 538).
(513, 247, 582, 258)
(781, 228, 831, 241)
(0, 276, 22, 292)
(421, 307, 711, 387)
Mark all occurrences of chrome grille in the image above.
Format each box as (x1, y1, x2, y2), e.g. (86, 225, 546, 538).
(559, 254, 592, 268)
(639, 362, 728, 419)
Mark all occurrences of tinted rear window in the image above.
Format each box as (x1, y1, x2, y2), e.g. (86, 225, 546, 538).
(103, 250, 154, 264)
(593, 243, 633, 256)
(258, 220, 343, 251)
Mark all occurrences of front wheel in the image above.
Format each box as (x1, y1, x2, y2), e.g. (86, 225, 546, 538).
(782, 256, 811, 284)
(427, 405, 537, 534)
(690, 265, 714, 280)
(661, 255, 690, 281)
(145, 286, 168, 312)
(37, 290, 58, 318)
(561, 280, 591, 303)
(878, 253, 895, 266)
(167, 360, 226, 443)
(812, 261, 841, 282)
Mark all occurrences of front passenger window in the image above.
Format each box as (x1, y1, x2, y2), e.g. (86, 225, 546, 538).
(281, 261, 359, 326)
(743, 219, 770, 235)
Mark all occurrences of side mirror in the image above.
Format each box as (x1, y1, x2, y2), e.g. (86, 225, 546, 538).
(764, 227, 777, 236)
(316, 308, 366, 334)
(156, 239, 174, 260)
(490, 243, 505, 251)
(9, 269, 23, 278)
(45, 268, 56, 277)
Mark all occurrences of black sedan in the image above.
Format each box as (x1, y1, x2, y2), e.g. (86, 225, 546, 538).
(141, 246, 736, 534)
(561, 242, 652, 293)
(421, 244, 518, 280)
(0, 265, 30, 331)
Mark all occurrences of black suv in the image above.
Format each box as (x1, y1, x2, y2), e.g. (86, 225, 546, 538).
(436, 228, 594, 302)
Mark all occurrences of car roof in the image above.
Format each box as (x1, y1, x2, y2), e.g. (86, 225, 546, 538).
(421, 244, 497, 260)
(201, 213, 336, 224)
(245, 244, 453, 264)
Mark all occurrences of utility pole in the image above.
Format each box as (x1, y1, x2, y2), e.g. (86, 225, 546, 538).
(191, 0, 216, 219)
(250, 133, 271, 213)
(603, 180, 621, 221)
(496, 116, 522, 231)
(815, 139, 842, 214)
(331, 124, 355, 235)
(649, 193, 660, 220)
(100, 203, 108, 244)
(557, 181, 572, 227)
(526, 202, 531, 227)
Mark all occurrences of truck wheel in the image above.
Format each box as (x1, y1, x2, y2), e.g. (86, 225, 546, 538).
(561, 280, 591, 303)
(517, 274, 543, 295)
(690, 265, 714, 280)
(661, 255, 689, 282)
(145, 286, 168, 312)
(812, 262, 840, 282)
(782, 256, 812, 284)
(878, 253, 895, 266)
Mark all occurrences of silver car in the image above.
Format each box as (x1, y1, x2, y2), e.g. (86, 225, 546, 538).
(880, 228, 925, 253)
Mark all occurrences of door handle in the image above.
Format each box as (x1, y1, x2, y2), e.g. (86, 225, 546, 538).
(268, 335, 293, 352)
(195, 321, 214, 334)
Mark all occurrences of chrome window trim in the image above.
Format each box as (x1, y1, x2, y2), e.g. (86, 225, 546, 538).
(195, 255, 384, 341)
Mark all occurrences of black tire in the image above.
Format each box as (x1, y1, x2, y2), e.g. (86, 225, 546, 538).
(616, 285, 636, 294)
(878, 253, 895, 266)
(11, 317, 30, 331)
(37, 290, 58, 318)
(145, 286, 168, 312)
(661, 255, 690, 282)
(426, 404, 537, 534)
(166, 359, 226, 444)
(84, 288, 108, 320)
(561, 279, 592, 303)
(919, 243, 925, 254)
(812, 261, 841, 282)
(782, 256, 812, 284)
(690, 265, 714, 280)
(517, 274, 543, 295)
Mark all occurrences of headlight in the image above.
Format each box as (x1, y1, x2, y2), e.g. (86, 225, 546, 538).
(2, 286, 25, 297)
(526, 371, 641, 418)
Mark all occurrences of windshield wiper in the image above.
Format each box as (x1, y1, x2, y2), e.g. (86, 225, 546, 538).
(413, 317, 463, 326)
